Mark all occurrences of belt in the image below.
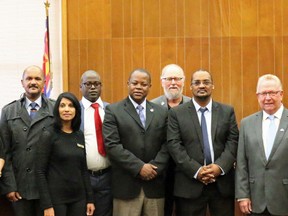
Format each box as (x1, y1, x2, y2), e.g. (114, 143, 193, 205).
(88, 167, 111, 176)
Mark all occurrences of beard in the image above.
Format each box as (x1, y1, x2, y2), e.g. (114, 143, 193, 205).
(164, 86, 183, 100)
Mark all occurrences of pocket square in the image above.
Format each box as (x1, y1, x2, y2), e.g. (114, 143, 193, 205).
(280, 128, 284, 132)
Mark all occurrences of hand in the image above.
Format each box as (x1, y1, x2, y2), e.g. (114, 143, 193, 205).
(86, 203, 95, 215)
(197, 166, 215, 185)
(139, 164, 158, 181)
(6, 192, 22, 202)
(44, 207, 55, 216)
(238, 199, 252, 214)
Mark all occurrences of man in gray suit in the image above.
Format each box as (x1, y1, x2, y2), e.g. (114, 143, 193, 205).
(0, 65, 54, 216)
(151, 64, 190, 216)
(103, 68, 169, 216)
(236, 74, 288, 215)
(79, 70, 112, 216)
(167, 70, 238, 216)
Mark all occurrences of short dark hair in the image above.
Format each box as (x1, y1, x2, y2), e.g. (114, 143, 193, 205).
(128, 68, 151, 84)
(53, 92, 81, 131)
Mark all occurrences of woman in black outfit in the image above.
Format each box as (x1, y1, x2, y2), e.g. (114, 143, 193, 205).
(36, 92, 95, 216)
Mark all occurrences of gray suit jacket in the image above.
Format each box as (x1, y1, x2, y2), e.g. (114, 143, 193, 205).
(167, 100, 239, 199)
(102, 97, 169, 199)
(151, 95, 191, 110)
(235, 108, 288, 215)
(0, 96, 55, 199)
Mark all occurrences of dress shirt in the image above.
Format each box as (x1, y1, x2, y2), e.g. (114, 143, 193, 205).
(193, 98, 214, 163)
(25, 96, 42, 112)
(81, 97, 110, 171)
(262, 104, 283, 150)
(129, 96, 147, 121)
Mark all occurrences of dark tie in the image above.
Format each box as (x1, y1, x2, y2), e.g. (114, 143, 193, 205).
(137, 105, 145, 127)
(266, 115, 277, 159)
(91, 103, 106, 157)
(29, 102, 38, 119)
(199, 107, 212, 165)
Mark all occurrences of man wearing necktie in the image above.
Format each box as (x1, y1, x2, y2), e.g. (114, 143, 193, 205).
(103, 68, 169, 216)
(167, 70, 239, 216)
(0, 65, 55, 216)
(236, 74, 288, 216)
(80, 70, 112, 216)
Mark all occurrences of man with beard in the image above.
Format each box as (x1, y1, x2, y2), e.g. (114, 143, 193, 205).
(103, 68, 169, 216)
(79, 70, 112, 216)
(167, 70, 239, 216)
(0, 65, 55, 216)
(151, 64, 190, 216)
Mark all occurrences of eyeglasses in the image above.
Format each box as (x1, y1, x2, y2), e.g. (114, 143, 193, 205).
(191, 80, 212, 86)
(257, 91, 281, 97)
(82, 81, 102, 88)
(162, 77, 183, 82)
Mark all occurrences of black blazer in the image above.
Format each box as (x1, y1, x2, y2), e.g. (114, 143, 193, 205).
(167, 100, 239, 199)
(103, 97, 169, 199)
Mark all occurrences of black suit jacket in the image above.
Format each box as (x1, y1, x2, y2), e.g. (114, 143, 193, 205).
(103, 97, 169, 199)
(167, 100, 239, 199)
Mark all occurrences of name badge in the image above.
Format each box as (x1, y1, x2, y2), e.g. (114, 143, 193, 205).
(77, 143, 84, 149)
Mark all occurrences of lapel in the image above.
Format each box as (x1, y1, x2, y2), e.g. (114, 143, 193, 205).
(145, 101, 154, 130)
(124, 98, 144, 129)
(254, 112, 267, 163)
(268, 108, 288, 161)
(187, 102, 204, 148)
(211, 102, 218, 143)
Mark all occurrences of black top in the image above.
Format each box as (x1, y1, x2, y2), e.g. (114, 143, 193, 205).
(36, 127, 93, 210)
(0, 138, 4, 159)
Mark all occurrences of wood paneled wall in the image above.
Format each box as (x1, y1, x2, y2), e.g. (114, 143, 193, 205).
(64, 0, 288, 123)
(62, 1, 288, 215)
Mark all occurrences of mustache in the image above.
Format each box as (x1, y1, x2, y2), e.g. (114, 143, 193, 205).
(29, 84, 38, 88)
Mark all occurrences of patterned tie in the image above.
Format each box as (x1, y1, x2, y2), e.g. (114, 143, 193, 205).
(29, 102, 38, 119)
(199, 107, 212, 165)
(265, 115, 277, 159)
(137, 105, 145, 127)
(91, 103, 106, 157)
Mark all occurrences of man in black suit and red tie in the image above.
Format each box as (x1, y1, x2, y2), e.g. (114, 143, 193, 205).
(103, 68, 169, 216)
(167, 70, 239, 216)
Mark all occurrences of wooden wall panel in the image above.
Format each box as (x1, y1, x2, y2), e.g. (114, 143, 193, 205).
(65, 2, 288, 214)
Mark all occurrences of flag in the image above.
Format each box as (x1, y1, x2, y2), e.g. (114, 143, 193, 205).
(43, 0, 52, 98)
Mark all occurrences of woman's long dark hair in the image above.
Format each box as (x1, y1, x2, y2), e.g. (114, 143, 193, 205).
(53, 92, 81, 132)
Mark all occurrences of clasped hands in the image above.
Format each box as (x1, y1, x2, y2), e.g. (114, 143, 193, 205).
(139, 163, 158, 181)
(197, 164, 221, 185)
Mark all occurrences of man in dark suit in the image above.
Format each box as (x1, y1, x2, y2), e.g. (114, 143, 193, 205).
(167, 70, 238, 216)
(79, 70, 112, 216)
(151, 63, 190, 216)
(103, 68, 169, 216)
(236, 74, 288, 216)
(0, 65, 55, 216)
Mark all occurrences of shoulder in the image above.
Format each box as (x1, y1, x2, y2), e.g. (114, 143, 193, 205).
(182, 95, 191, 103)
(2, 99, 20, 110)
(151, 95, 166, 104)
(213, 101, 235, 112)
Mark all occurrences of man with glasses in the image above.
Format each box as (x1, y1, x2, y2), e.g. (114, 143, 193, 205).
(80, 70, 112, 216)
(167, 69, 239, 216)
(152, 64, 190, 216)
(236, 74, 288, 216)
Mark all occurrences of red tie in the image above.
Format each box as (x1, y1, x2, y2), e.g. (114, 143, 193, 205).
(91, 103, 106, 157)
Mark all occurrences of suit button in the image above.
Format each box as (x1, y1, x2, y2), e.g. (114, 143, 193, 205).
(26, 147, 31, 151)
(23, 127, 28, 131)
(26, 168, 31, 172)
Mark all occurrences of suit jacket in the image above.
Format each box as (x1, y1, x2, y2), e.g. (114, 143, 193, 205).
(0, 95, 55, 199)
(151, 95, 191, 110)
(102, 97, 169, 199)
(167, 100, 239, 199)
(235, 108, 288, 215)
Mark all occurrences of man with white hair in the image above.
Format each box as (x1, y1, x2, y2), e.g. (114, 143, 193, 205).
(152, 64, 190, 215)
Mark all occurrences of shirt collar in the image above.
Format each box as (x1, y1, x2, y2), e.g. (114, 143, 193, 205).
(192, 98, 212, 112)
(25, 96, 42, 109)
(262, 104, 284, 120)
(128, 96, 147, 110)
(81, 96, 104, 109)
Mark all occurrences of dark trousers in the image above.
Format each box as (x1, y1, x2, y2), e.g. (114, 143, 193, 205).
(164, 158, 176, 216)
(12, 199, 42, 216)
(251, 209, 280, 216)
(175, 183, 234, 216)
(89, 169, 113, 216)
(53, 199, 86, 216)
